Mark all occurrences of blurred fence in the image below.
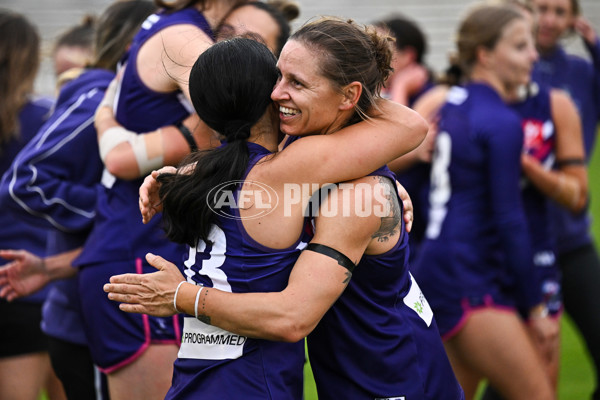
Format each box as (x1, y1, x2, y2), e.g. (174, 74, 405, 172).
(1, 0, 599, 96)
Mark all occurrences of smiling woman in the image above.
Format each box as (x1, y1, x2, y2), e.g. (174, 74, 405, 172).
(105, 16, 466, 400)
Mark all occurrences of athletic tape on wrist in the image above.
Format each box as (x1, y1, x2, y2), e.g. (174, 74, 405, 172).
(98, 126, 164, 175)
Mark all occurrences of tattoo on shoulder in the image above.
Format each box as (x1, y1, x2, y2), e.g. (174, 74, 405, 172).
(371, 176, 401, 243)
(198, 315, 212, 325)
(342, 270, 352, 284)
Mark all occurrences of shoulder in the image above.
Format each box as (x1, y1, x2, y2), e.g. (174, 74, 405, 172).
(412, 84, 450, 121)
(145, 22, 213, 66)
(549, 87, 575, 109)
(566, 52, 593, 68)
(26, 95, 54, 114)
(321, 175, 399, 229)
(19, 96, 54, 136)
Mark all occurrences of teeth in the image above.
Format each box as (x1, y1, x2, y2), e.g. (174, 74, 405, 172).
(279, 106, 299, 116)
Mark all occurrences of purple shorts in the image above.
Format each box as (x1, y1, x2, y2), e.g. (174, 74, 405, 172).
(78, 258, 182, 373)
(433, 292, 515, 341)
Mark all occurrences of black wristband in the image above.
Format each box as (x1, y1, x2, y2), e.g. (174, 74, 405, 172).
(305, 243, 356, 272)
(177, 122, 198, 152)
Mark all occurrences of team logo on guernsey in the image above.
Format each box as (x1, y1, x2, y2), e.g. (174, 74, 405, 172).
(207, 180, 278, 220)
(522, 118, 554, 163)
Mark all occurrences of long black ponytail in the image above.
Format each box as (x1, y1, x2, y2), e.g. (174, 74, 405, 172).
(158, 38, 278, 246)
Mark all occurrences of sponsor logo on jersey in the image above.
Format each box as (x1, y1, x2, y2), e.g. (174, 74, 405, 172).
(179, 317, 246, 360)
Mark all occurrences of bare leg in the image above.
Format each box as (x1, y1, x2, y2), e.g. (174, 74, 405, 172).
(444, 308, 554, 400)
(0, 352, 49, 400)
(44, 361, 67, 400)
(108, 343, 179, 400)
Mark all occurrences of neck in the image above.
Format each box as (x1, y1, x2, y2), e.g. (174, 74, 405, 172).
(248, 109, 280, 153)
(470, 67, 509, 101)
(536, 44, 557, 57)
(320, 110, 354, 136)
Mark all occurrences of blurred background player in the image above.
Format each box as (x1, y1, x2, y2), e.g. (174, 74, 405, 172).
(0, 9, 66, 400)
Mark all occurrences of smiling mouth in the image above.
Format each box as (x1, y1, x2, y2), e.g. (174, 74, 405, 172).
(279, 106, 300, 117)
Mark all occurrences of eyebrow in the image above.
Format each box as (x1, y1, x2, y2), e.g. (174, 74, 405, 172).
(287, 71, 307, 85)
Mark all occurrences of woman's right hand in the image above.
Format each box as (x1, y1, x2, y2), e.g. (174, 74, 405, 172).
(104, 253, 187, 317)
(0, 249, 50, 301)
(139, 167, 176, 224)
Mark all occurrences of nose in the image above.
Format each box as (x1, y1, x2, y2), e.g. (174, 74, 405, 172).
(271, 79, 288, 102)
(530, 46, 539, 62)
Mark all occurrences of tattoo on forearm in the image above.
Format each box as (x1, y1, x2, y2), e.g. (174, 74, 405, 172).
(198, 288, 212, 325)
(372, 177, 401, 242)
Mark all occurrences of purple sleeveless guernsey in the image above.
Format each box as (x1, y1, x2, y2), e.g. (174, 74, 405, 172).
(307, 165, 464, 400)
(166, 142, 306, 400)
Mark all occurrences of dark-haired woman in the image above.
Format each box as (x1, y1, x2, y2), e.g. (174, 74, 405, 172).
(106, 18, 461, 399)
(0, 2, 300, 398)
(70, 1, 250, 399)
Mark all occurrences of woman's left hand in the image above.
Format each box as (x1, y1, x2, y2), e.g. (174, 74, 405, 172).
(396, 181, 413, 233)
(575, 16, 598, 47)
(104, 253, 186, 316)
(527, 313, 560, 367)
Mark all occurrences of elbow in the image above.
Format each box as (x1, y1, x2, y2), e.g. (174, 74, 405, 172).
(571, 186, 589, 213)
(103, 152, 141, 180)
(568, 175, 588, 213)
(273, 317, 316, 343)
(409, 111, 429, 150)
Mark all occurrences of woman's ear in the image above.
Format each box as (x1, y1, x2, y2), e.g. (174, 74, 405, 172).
(476, 45, 494, 69)
(339, 81, 363, 110)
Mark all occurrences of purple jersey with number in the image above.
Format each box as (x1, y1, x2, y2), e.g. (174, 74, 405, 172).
(412, 83, 541, 336)
(307, 165, 464, 400)
(166, 142, 306, 400)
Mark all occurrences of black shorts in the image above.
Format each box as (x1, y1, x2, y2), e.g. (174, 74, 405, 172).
(0, 299, 49, 357)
